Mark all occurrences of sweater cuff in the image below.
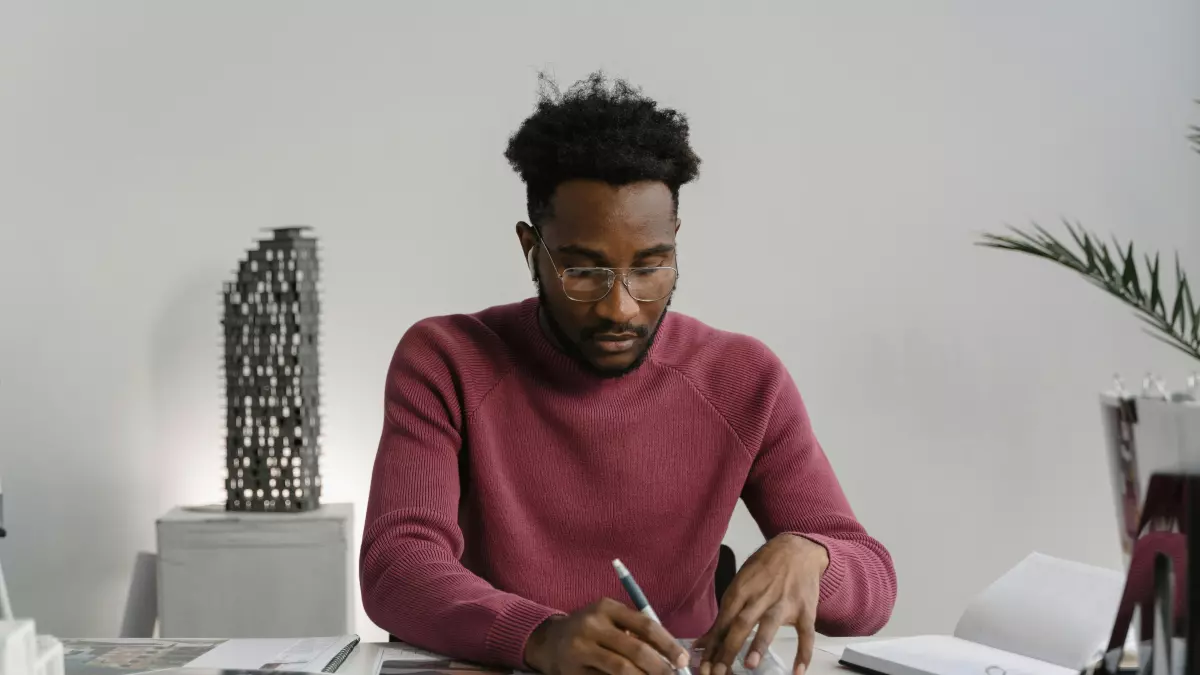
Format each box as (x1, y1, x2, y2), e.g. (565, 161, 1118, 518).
(787, 533, 847, 605)
(484, 597, 565, 670)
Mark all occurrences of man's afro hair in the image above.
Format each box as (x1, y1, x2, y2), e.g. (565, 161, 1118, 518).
(504, 71, 702, 224)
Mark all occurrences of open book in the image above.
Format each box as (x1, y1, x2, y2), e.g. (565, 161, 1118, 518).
(840, 553, 1125, 675)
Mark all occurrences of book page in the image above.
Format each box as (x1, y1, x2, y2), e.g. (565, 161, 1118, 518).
(953, 552, 1124, 669)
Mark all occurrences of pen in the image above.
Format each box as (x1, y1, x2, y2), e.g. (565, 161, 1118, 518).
(613, 559, 694, 675)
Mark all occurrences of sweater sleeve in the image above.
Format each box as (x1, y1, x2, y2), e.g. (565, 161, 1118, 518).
(739, 366, 897, 636)
(360, 323, 561, 668)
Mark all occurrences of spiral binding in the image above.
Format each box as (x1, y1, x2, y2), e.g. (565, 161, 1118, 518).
(323, 636, 360, 673)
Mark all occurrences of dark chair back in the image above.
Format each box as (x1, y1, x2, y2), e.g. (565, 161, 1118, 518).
(715, 544, 737, 606)
(388, 545, 739, 643)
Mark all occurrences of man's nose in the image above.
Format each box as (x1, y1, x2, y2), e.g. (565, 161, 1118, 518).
(593, 277, 639, 326)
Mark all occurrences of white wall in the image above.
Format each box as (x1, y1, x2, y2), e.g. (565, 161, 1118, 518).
(2, 1, 1199, 644)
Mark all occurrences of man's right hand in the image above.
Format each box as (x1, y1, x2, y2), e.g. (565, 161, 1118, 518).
(524, 598, 691, 675)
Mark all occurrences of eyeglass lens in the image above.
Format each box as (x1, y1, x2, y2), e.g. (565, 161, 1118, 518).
(562, 267, 677, 302)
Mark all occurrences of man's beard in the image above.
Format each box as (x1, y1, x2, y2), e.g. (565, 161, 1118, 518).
(536, 279, 672, 379)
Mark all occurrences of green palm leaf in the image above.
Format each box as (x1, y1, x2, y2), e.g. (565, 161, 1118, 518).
(977, 222, 1200, 364)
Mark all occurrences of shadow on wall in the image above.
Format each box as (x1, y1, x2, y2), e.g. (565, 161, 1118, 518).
(149, 268, 228, 510)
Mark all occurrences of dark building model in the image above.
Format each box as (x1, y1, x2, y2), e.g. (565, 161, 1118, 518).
(222, 227, 322, 512)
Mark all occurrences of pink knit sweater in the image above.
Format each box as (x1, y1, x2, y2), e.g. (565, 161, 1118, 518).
(361, 299, 896, 668)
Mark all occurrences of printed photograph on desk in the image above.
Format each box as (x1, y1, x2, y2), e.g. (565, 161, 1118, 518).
(61, 638, 226, 675)
(380, 644, 509, 675)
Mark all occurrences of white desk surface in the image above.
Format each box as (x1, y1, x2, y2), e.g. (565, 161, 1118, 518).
(338, 637, 853, 675)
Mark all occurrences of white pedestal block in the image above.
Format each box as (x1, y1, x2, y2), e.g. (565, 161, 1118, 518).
(156, 503, 354, 638)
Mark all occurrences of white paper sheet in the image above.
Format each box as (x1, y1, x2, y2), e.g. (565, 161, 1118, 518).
(187, 637, 350, 672)
(815, 645, 845, 659)
(380, 639, 786, 675)
(953, 552, 1124, 669)
(378, 644, 449, 664)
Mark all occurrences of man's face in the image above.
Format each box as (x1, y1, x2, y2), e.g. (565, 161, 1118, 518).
(519, 179, 678, 377)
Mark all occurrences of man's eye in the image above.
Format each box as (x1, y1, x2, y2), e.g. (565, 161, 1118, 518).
(565, 268, 608, 279)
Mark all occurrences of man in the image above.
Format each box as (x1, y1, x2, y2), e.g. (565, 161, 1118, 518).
(361, 72, 896, 675)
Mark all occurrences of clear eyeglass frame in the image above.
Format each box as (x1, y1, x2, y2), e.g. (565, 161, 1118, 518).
(532, 226, 679, 303)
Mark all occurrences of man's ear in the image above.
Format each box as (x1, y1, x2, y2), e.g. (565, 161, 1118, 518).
(516, 222, 538, 280)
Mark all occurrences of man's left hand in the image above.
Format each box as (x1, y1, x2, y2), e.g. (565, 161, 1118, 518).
(696, 534, 828, 675)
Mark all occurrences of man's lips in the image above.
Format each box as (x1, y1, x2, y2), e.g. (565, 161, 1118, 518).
(590, 333, 640, 354)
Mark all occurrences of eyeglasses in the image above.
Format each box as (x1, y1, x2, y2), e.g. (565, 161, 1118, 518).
(533, 227, 679, 303)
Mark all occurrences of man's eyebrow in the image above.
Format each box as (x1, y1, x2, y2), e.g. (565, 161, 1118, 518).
(633, 244, 675, 259)
(554, 243, 676, 264)
(555, 244, 607, 263)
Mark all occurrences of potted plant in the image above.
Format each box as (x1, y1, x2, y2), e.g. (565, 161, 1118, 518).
(976, 118, 1200, 365)
(977, 222, 1200, 365)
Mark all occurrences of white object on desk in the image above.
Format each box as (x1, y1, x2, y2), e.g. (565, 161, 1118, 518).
(0, 620, 37, 675)
(0, 622, 63, 675)
(156, 503, 354, 638)
(841, 552, 1124, 675)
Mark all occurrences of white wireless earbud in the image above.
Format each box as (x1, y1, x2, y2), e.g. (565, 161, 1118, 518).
(526, 248, 538, 279)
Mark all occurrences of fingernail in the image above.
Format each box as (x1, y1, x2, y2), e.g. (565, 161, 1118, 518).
(715, 664, 727, 675)
(700, 663, 710, 675)
(677, 653, 690, 669)
(746, 652, 760, 669)
(797, 665, 806, 675)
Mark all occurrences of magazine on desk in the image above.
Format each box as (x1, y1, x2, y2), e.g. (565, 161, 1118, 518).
(838, 553, 1125, 675)
(61, 636, 360, 675)
(379, 638, 787, 675)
